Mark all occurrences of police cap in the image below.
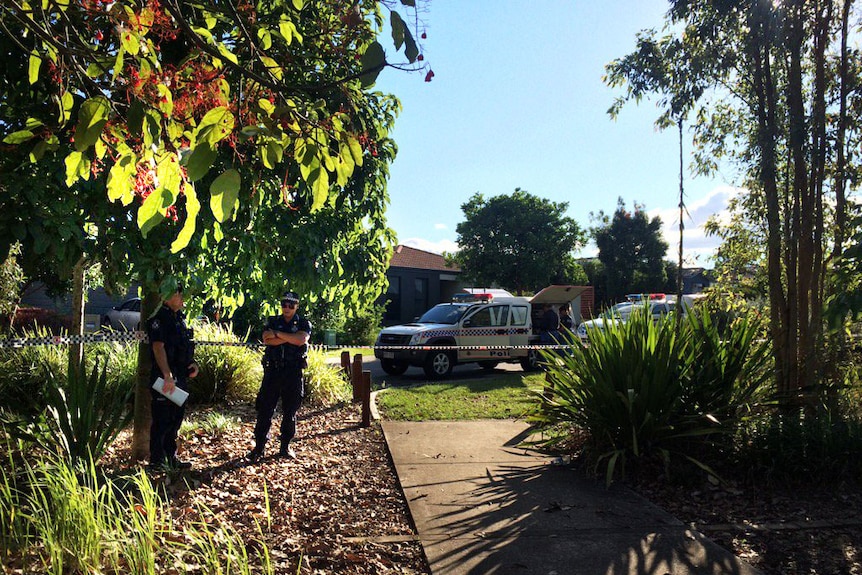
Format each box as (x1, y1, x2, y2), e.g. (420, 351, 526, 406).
(281, 291, 300, 304)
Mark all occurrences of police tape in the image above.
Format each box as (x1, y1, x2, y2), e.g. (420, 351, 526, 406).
(0, 332, 575, 351)
(0, 331, 266, 348)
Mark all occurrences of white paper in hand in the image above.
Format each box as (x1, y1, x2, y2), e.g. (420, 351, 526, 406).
(152, 377, 189, 407)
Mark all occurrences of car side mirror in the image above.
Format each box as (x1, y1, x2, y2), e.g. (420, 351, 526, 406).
(463, 319, 473, 328)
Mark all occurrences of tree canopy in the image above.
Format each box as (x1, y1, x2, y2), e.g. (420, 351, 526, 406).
(0, 0, 427, 308)
(0, 0, 429, 459)
(606, 0, 862, 395)
(452, 189, 585, 294)
(592, 198, 668, 304)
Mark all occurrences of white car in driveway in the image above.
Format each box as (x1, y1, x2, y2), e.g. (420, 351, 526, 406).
(576, 295, 675, 340)
(101, 297, 141, 330)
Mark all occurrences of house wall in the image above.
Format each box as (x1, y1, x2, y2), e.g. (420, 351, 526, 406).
(380, 267, 462, 325)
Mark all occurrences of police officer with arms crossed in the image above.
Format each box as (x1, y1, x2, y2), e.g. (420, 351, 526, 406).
(248, 291, 311, 462)
(148, 286, 199, 470)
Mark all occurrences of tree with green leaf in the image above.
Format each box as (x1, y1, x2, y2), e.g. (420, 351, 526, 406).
(591, 198, 669, 305)
(604, 30, 708, 320)
(452, 189, 585, 294)
(608, 1, 862, 397)
(1, 0, 426, 459)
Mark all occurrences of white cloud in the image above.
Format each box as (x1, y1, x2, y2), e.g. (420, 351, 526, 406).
(434, 223, 448, 230)
(400, 237, 460, 255)
(649, 185, 742, 266)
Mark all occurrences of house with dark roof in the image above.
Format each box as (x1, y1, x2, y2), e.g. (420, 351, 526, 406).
(380, 245, 463, 325)
(681, 267, 713, 293)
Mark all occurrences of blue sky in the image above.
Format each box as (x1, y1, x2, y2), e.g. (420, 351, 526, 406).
(373, 0, 741, 267)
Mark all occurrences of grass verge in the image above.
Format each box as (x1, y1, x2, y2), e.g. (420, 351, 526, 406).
(376, 372, 546, 420)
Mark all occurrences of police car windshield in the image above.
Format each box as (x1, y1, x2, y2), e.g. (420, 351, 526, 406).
(417, 304, 470, 325)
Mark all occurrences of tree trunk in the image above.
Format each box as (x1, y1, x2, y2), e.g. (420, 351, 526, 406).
(676, 118, 684, 330)
(832, 0, 852, 262)
(748, 7, 791, 396)
(68, 256, 86, 376)
(130, 290, 161, 462)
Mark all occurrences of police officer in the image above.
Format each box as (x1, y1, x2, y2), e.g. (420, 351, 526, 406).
(248, 291, 311, 462)
(148, 286, 198, 470)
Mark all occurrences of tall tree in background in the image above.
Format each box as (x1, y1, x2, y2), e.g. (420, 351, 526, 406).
(592, 198, 668, 305)
(606, 1, 862, 399)
(453, 189, 584, 294)
(0, 0, 426, 459)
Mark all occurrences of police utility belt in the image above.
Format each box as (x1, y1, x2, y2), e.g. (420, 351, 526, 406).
(262, 355, 307, 370)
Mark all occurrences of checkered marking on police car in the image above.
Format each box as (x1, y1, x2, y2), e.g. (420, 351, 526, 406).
(417, 327, 530, 339)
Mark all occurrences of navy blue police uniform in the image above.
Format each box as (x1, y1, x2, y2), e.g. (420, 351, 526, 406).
(252, 311, 312, 456)
(148, 304, 195, 467)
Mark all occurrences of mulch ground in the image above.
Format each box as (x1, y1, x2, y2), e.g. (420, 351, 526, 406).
(104, 402, 430, 574)
(627, 473, 862, 575)
(101, 403, 862, 575)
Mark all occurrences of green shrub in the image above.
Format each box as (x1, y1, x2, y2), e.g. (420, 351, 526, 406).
(0, 325, 68, 415)
(304, 348, 351, 406)
(339, 303, 385, 346)
(533, 308, 771, 484)
(180, 410, 240, 438)
(1, 360, 132, 465)
(682, 311, 772, 421)
(187, 321, 263, 403)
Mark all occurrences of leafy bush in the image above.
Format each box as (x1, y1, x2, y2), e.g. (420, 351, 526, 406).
(187, 321, 263, 403)
(304, 348, 351, 406)
(0, 327, 136, 417)
(532, 308, 771, 484)
(0, 325, 69, 415)
(339, 303, 385, 346)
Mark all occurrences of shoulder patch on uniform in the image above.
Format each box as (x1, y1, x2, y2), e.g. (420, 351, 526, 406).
(151, 319, 160, 330)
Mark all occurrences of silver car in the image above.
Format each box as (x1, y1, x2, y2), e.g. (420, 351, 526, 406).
(101, 297, 141, 330)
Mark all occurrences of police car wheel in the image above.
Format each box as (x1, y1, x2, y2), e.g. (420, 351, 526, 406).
(519, 350, 541, 373)
(381, 359, 409, 376)
(423, 350, 454, 379)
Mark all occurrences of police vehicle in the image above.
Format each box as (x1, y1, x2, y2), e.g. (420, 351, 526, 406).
(575, 293, 675, 340)
(375, 286, 590, 379)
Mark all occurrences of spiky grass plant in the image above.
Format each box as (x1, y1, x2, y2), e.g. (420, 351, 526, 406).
(180, 410, 239, 438)
(188, 321, 262, 403)
(533, 308, 771, 484)
(304, 348, 351, 406)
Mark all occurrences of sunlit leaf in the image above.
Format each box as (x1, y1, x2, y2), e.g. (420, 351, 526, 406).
(186, 143, 217, 181)
(64, 151, 90, 186)
(138, 188, 166, 237)
(310, 167, 329, 211)
(74, 96, 110, 152)
(210, 169, 241, 222)
(107, 154, 136, 205)
(28, 51, 41, 84)
(194, 106, 234, 146)
(260, 55, 282, 80)
(171, 183, 200, 253)
(3, 130, 34, 145)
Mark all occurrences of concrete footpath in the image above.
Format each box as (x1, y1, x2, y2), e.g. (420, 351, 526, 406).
(381, 420, 761, 575)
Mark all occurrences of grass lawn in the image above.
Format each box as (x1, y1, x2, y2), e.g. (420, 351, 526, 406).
(376, 371, 548, 420)
(321, 346, 373, 360)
